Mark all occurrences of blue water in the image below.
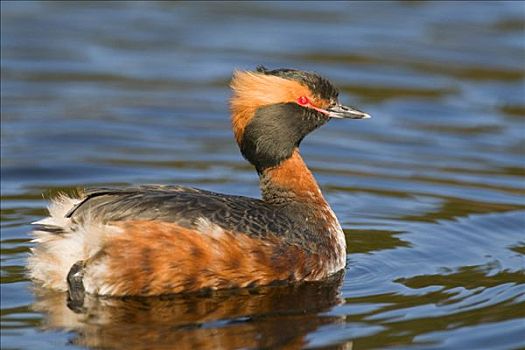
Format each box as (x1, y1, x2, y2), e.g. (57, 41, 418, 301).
(1, 1, 525, 349)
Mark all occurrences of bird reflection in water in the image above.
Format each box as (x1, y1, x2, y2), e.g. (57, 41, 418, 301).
(32, 271, 351, 349)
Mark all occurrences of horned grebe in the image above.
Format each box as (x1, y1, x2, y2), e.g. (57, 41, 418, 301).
(28, 66, 370, 303)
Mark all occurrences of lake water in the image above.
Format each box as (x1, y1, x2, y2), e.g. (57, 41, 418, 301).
(1, 1, 524, 349)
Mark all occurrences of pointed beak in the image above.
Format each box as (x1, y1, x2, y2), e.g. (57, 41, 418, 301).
(326, 104, 371, 119)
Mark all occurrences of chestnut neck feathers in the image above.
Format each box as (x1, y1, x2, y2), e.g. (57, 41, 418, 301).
(259, 148, 326, 206)
(230, 67, 339, 205)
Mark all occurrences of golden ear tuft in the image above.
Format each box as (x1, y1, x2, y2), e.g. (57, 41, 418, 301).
(229, 70, 311, 144)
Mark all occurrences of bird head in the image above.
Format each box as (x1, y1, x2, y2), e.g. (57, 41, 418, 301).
(230, 66, 370, 172)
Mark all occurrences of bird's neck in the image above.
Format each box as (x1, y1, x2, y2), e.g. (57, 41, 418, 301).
(260, 148, 346, 273)
(259, 148, 327, 207)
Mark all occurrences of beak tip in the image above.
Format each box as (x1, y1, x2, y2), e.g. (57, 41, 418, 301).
(327, 104, 372, 120)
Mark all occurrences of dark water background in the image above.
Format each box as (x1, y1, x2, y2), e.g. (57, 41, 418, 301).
(1, 1, 524, 349)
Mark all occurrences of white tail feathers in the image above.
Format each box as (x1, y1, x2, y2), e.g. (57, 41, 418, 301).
(27, 194, 118, 291)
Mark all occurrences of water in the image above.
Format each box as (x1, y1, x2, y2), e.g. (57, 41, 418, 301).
(1, 1, 524, 349)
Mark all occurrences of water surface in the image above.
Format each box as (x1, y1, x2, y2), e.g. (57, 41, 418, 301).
(1, 1, 525, 349)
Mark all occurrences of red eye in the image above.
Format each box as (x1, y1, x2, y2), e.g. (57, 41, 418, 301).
(297, 96, 309, 106)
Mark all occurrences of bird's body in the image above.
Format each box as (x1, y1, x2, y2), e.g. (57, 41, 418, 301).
(28, 66, 370, 301)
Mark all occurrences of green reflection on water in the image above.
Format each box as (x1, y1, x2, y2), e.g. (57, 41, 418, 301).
(345, 229, 410, 254)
